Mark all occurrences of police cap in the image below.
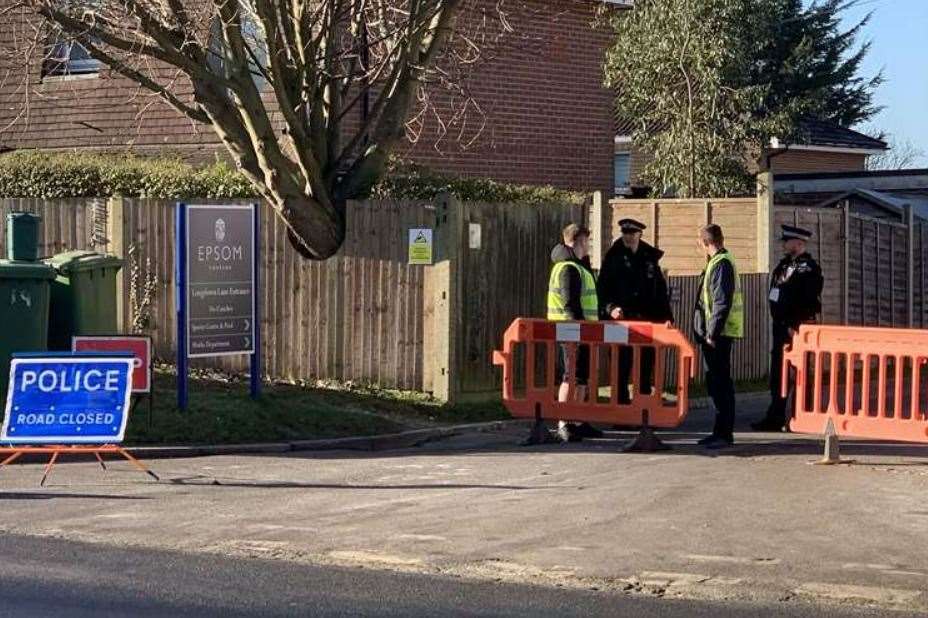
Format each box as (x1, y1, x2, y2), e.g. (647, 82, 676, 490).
(781, 224, 813, 242)
(618, 218, 646, 234)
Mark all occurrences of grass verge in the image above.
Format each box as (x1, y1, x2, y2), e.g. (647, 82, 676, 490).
(124, 369, 508, 446)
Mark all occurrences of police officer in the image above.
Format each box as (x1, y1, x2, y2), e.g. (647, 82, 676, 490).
(752, 225, 824, 432)
(597, 218, 673, 403)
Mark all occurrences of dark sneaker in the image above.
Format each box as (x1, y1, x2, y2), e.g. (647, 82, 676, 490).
(574, 422, 604, 439)
(751, 418, 786, 432)
(557, 422, 583, 443)
(703, 436, 734, 450)
(697, 434, 718, 446)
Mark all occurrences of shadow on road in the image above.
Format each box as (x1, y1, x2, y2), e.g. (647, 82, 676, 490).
(0, 492, 152, 500)
(167, 475, 561, 491)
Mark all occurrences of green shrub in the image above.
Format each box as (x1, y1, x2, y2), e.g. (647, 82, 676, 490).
(0, 151, 585, 205)
(0, 152, 253, 198)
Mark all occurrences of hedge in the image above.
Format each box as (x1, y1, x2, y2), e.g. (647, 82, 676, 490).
(0, 151, 584, 205)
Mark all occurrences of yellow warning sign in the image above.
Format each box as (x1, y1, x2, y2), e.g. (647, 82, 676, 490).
(408, 228, 433, 265)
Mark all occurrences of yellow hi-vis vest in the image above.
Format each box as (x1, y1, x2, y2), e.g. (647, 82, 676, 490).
(547, 261, 598, 321)
(701, 251, 744, 338)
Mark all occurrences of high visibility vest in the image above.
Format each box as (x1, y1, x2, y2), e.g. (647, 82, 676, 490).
(701, 251, 744, 338)
(547, 262, 598, 321)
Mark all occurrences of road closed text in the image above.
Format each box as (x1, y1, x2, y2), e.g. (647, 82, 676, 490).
(13, 412, 116, 426)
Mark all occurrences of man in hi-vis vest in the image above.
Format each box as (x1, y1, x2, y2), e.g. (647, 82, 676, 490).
(692, 224, 743, 449)
(547, 223, 601, 443)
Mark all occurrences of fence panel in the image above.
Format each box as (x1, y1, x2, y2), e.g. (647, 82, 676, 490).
(459, 200, 586, 394)
(668, 272, 770, 385)
(0, 198, 99, 258)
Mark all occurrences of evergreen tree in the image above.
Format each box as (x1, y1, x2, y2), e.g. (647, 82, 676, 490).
(605, 0, 882, 197)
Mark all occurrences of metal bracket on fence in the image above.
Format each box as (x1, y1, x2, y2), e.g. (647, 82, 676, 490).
(520, 403, 557, 446)
(622, 410, 670, 453)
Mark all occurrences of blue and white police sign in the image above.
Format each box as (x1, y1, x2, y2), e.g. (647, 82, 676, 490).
(1, 354, 134, 445)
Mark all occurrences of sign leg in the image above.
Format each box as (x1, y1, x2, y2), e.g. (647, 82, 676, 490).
(40, 451, 60, 487)
(0, 451, 23, 468)
(94, 451, 108, 471)
(250, 203, 261, 401)
(118, 448, 160, 481)
(176, 202, 189, 411)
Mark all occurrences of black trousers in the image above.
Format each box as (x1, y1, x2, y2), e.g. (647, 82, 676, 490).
(618, 346, 655, 402)
(766, 324, 792, 424)
(701, 337, 735, 442)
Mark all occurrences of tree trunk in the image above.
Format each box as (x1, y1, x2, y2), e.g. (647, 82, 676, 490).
(273, 195, 347, 261)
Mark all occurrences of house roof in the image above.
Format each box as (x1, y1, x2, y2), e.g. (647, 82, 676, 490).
(775, 169, 928, 194)
(777, 118, 888, 152)
(817, 189, 928, 220)
(615, 115, 887, 152)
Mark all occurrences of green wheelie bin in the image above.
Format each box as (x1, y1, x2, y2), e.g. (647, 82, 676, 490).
(0, 260, 55, 395)
(46, 251, 124, 351)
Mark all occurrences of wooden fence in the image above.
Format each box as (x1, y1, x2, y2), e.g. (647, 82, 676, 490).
(595, 195, 764, 276)
(0, 196, 583, 398)
(667, 272, 770, 384)
(776, 203, 928, 329)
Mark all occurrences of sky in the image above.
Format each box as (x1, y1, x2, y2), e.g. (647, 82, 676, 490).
(838, 0, 928, 166)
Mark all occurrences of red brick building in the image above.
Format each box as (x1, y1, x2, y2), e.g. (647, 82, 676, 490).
(0, 1, 627, 194)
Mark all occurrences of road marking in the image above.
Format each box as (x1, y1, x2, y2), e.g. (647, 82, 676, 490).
(636, 572, 743, 587)
(685, 554, 781, 566)
(796, 583, 923, 605)
(327, 550, 423, 567)
(394, 534, 448, 542)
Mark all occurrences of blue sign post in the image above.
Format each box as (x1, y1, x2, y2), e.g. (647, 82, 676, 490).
(176, 203, 261, 411)
(0, 352, 158, 485)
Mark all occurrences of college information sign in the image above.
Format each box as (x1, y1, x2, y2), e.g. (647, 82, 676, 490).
(1, 354, 134, 445)
(185, 205, 256, 358)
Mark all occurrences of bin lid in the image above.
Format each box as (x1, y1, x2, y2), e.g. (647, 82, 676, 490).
(46, 250, 124, 275)
(0, 260, 56, 280)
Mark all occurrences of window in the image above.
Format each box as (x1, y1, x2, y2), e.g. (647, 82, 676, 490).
(614, 153, 631, 194)
(45, 38, 101, 77)
(207, 7, 269, 90)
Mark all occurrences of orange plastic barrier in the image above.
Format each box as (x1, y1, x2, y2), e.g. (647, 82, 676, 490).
(783, 324, 928, 442)
(492, 319, 696, 427)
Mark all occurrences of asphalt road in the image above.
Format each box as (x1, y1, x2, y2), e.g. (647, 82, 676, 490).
(0, 534, 917, 618)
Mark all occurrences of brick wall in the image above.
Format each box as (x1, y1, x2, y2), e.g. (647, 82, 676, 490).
(0, 0, 616, 192)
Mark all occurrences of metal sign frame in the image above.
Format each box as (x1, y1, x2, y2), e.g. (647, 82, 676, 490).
(176, 203, 262, 410)
(185, 204, 256, 358)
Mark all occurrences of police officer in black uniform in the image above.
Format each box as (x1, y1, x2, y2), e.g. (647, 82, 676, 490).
(752, 224, 824, 431)
(597, 218, 673, 403)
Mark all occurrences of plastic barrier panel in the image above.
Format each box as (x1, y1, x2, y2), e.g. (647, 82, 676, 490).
(492, 319, 696, 428)
(784, 324, 928, 442)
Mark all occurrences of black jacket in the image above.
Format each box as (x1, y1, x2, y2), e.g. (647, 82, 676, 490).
(597, 239, 673, 322)
(693, 249, 736, 342)
(769, 252, 823, 328)
(550, 244, 596, 320)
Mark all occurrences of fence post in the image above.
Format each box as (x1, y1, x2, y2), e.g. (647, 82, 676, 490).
(589, 191, 606, 270)
(106, 196, 128, 332)
(842, 200, 850, 324)
(756, 172, 774, 274)
(424, 193, 465, 404)
(906, 203, 915, 327)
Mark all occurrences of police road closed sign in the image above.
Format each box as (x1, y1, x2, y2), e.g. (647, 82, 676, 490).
(1, 356, 134, 444)
(186, 205, 256, 358)
(408, 228, 433, 265)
